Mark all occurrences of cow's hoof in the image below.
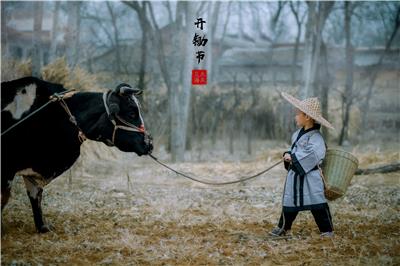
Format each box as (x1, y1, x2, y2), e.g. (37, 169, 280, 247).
(1, 223, 6, 237)
(38, 224, 54, 233)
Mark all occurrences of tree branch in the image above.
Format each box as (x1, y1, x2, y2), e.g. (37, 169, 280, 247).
(355, 162, 400, 175)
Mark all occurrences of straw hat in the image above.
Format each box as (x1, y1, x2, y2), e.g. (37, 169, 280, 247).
(281, 92, 335, 130)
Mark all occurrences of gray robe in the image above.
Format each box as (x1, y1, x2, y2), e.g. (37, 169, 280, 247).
(282, 128, 327, 212)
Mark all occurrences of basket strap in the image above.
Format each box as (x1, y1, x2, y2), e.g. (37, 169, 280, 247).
(318, 165, 329, 190)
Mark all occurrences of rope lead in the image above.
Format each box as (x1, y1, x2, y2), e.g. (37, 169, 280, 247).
(148, 154, 283, 186)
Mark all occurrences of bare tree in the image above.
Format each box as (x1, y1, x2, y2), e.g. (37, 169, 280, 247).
(289, 1, 307, 86)
(206, 2, 220, 84)
(176, 2, 195, 160)
(250, 2, 261, 40)
(270, 1, 286, 38)
(122, 1, 152, 89)
(32, 1, 43, 76)
(137, 2, 149, 91)
(245, 72, 263, 155)
(360, 5, 400, 130)
(106, 2, 122, 74)
(220, 2, 233, 45)
(226, 71, 240, 154)
(49, 1, 60, 63)
(125, 1, 198, 161)
(214, 2, 232, 80)
(338, 1, 354, 145)
(147, 1, 179, 160)
(65, 2, 82, 68)
(238, 2, 244, 40)
(1, 2, 10, 57)
(318, 40, 331, 140)
(144, 1, 179, 155)
(302, 2, 334, 98)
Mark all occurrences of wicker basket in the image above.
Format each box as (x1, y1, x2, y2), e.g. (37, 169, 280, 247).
(320, 149, 359, 201)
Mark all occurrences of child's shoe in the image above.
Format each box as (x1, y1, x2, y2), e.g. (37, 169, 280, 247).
(269, 227, 291, 237)
(320, 231, 334, 238)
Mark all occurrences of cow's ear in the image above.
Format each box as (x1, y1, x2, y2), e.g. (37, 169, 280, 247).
(108, 93, 120, 116)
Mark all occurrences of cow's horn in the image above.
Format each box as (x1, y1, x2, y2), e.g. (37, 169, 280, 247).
(122, 87, 142, 96)
(115, 83, 142, 96)
(120, 86, 135, 95)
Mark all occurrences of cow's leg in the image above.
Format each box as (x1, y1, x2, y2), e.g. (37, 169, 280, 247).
(23, 177, 53, 233)
(2, 175, 13, 234)
(1, 173, 13, 211)
(1, 187, 11, 235)
(1, 185, 12, 234)
(1, 186, 11, 211)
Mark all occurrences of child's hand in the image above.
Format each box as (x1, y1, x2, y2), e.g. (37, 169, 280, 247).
(283, 153, 292, 162)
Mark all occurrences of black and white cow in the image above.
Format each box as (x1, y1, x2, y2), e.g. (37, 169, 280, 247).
(1, 77, 153, 233)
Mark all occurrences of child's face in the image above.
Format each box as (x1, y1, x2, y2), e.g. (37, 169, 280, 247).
(295, 109, 312, 127)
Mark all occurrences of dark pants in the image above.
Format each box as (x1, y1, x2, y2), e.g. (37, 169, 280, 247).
(277, 205, 333, 232)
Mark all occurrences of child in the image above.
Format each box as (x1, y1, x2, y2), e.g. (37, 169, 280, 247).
(270, 92, 335, 238)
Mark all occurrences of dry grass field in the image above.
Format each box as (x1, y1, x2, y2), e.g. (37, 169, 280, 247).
(1, 142, 399, 265)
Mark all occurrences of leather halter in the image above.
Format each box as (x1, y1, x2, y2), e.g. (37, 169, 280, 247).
(52, 91, 87, 143)
(102, 90, 152, 146)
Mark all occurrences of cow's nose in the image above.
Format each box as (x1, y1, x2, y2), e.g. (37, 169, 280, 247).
(148, 142, 153, 153)
(144, 133, 153, 153)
